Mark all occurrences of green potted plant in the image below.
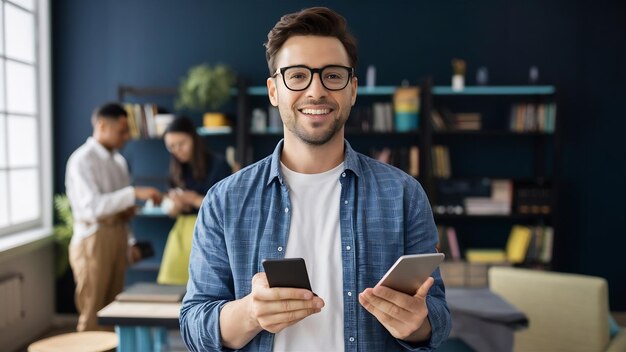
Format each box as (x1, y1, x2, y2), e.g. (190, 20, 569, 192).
(53, 194, 73, 278)
(175, 63, 236, 129)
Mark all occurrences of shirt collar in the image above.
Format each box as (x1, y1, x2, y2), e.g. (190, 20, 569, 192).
(267, 139, 362, 186)
(86, 136, 115, 159)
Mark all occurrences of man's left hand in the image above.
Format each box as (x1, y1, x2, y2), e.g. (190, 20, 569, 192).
(359, 277, 434, 343)
(128, 244, 142, 265)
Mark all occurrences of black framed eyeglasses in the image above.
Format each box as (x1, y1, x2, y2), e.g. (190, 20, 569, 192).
(274, 65, 354, 91)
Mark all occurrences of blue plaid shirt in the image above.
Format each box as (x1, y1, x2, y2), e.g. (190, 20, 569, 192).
(180, 140, 451, 351)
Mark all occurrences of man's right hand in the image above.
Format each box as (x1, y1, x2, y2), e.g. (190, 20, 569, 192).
(219, 272, 324, 349)
(246, 272, 324, 333)
(134, 187, 163, 205)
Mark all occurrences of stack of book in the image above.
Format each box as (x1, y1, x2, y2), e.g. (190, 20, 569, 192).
(464, 224, 554, 266)
(509, 102, 557, 133)
(453, 113, 482, 130)
(123, 103, 174, 139)
(463, 179, 512, 215)
(431, 145, 451, 179)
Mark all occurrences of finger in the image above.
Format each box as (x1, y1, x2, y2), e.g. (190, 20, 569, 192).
(360, 288, 412, 320)
(258, 307, 322, 328)
(263, 316, 309, 334)
(415, 277, 434, 300)
(372, 285, 419, 312)
(255, 297, 324, 317)
(252, 272, 270, 289)
(251, 274, 316, 301)
(359, 291, 409, 336)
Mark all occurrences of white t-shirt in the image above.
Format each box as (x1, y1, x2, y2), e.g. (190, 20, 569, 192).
(65, 137, 135, 245)
(273, 162, 345, 352)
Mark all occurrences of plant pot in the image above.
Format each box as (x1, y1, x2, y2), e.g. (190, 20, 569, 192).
(203, 112, 229, 127)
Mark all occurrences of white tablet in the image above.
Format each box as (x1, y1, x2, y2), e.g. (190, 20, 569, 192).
(376, 253, 445, 295)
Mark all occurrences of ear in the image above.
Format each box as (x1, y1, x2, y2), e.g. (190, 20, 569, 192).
(267, 77, 278, 106)
(94, 118, 107, 133)
(350, 76, 358, 106)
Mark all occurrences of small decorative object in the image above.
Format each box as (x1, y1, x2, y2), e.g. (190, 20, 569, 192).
(529, 66, 539, 84)
(176, 63, 236, 128)
(250, 108, 268, 133)
(267, 106, 283, 133)
(393, 86, 420, 132)
(366, 65, 376, 88)
(451, 59, 466, 91)
(476, 66, 489, 85)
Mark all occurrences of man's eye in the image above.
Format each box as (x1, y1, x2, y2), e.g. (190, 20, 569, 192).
(324, 72, 344, 80)
(289, 73, 307, 80)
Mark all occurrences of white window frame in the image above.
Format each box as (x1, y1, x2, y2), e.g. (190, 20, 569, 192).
(0, 0, 51, 246)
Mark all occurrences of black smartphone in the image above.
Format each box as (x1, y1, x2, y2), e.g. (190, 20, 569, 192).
(262, 258, 315, 293)
(133, 241, 155, 259)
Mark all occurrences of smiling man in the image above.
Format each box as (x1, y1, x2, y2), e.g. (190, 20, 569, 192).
(180, 7, 451, 352)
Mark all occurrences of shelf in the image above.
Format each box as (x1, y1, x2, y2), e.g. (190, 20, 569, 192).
(244, 85, 398, 96)
(433, 176, 552, 184)
(357, 86, 396, 95)
(346, 130, 419, 137)
(433, 130, 554, 137)
(432, 86, 555, 96)
(247, 86, 268, 96)
(137, 207, 169, 217)
(243, 85, 555, 96)
(250, 131, 283, 137)
(196, 126, 233, 136)
(434, 213, 551, 220)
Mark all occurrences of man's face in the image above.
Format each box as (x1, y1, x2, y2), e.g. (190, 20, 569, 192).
(99, 116, 130, 150)
(267, 35, 357, 146)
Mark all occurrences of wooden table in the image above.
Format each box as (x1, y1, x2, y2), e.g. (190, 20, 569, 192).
(97, 301, 180, 352)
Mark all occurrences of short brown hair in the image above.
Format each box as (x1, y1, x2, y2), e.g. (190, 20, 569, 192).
(264, 7, 358, 75)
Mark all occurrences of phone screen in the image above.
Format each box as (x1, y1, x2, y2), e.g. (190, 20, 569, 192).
(262, 258, 314, 292)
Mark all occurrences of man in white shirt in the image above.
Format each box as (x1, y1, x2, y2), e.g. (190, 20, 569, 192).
(65, 103, 162, 331)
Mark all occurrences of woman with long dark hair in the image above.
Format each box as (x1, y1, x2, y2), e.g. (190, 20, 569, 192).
(157, 116, 231, 284)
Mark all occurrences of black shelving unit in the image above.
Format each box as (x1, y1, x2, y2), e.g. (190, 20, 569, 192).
(420, 78, 560, 268)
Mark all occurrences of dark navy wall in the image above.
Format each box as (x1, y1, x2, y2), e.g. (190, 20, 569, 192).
(52, 0, 626, 309)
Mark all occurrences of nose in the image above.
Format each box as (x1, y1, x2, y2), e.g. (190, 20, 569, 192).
(306, 72, 327, 98)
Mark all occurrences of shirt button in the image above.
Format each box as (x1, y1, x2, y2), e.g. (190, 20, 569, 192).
(284, 207, 289, 213)
(344, 200, 348, 204)
(277, 246, 283, 252)
(346, 245, 351, 251)
(349, 337, 355, 342)
(347, 291, 352, 297)
(341, 172, 346, 177)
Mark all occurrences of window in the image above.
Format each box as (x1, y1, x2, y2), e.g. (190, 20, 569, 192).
(0, 0, 51, 237)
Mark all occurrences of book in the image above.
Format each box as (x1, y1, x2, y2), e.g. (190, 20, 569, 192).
(506, 225, 532, 264)
(446, 227, 461, 260)
(465, 249, 507, 263)
(115, 282, 186, 303)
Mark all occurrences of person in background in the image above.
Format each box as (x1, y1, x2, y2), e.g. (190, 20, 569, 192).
(156, 116, 232, 285)
(65, 103, 162, 331)
(180, 7, 451, 351)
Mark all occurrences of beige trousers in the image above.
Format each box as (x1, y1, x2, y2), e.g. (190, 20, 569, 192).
(69, 221, 128, 331)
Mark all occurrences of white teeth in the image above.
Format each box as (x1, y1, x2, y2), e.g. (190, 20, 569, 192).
(301, 108, 330, 115)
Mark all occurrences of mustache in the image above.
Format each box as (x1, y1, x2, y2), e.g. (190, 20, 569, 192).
(296, 99, 337, 109)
